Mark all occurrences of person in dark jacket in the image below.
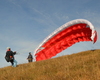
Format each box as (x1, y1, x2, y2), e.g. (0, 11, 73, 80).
(5, 47, 17, 67)
(27, 52, 33, 62)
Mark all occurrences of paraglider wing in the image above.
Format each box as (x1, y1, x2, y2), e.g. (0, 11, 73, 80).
(34, 19, 97, 61)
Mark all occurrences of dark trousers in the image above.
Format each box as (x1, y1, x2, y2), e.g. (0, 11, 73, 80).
(28, 59, 32, 62)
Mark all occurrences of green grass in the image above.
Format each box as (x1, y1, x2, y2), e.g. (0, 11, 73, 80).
(0, 49, 100, 80)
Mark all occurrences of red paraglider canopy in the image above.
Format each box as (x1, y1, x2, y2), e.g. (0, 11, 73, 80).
(34, 19, 97, 61)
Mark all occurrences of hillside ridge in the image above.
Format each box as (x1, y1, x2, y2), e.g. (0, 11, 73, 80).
(0, 49, 100, 80)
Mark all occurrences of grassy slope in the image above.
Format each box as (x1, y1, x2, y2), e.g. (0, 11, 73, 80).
(0, 49, 100, 80)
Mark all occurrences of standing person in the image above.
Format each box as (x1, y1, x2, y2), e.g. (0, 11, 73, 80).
(5, 47, 17, 67)
(27, 52, 33, 62)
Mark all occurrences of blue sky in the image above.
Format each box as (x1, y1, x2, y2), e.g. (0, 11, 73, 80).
(0, 0, 100, 68)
